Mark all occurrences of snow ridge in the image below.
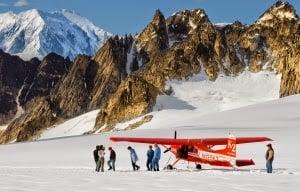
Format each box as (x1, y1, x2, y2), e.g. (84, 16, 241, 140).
(0, 9, 112, 60)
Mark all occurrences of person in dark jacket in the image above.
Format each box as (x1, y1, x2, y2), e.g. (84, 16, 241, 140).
(265, 143, 274, 173)
(146, 145, 154, 171)
(127, 146, 140, 171)
(93, 145, 100, 171)
(107, 147, 116, 171)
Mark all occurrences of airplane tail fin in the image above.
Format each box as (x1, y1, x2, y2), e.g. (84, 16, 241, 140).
(222, 134, 236, 158)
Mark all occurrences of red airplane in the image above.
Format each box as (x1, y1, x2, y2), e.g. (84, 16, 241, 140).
(110, 132, 272, 169)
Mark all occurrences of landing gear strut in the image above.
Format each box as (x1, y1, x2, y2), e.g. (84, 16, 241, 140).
(164, 158, 180, 170)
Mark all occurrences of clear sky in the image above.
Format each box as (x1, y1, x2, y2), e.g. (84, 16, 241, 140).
(1, 0, 300, 35)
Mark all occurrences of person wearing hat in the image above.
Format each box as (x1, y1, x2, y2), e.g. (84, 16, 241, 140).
(107, 147, 116, 171)
(127, 146, 140, 171)
(146, 145, 154, 171)
(265, 143, 274, 173)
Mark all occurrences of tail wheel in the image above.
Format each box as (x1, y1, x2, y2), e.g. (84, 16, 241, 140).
(196, 164, 202, 170)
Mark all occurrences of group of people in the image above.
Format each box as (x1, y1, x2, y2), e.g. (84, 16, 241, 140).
(93, 143, 275, 173)
(93, 144, 162, 172)
(126, 144, 162, 171)
(146, 144, 161, 171)
(93, 145, 116, 172)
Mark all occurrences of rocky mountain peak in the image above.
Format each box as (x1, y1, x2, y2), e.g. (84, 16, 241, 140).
(136, 9, 168, 52)
(39, 53, 71, 75)
(166, 8, 211, 43)
(256, 1, 299, 25)
(152, 9, 165, 24)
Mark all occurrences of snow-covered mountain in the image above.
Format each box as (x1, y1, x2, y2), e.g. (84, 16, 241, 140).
(0, 9, 112, 60)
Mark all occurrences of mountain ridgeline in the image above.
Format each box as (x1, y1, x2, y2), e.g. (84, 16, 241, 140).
(0, 1, 300, 143)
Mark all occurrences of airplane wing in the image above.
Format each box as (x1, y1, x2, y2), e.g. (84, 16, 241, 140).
(110, 136, 272, 145)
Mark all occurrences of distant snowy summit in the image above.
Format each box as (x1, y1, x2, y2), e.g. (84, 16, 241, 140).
(0, 9, 112, 60)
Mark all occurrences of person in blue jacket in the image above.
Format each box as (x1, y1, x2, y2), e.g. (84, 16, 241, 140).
(127, 146, 140, 171)
(152, 144, 161, 171)
(146, 145, 154, 171)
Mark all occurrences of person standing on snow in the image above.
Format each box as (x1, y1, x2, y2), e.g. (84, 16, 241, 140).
(107, 147, 116, 171)
(146, 145, 154, 171)
(93, 145, 100, 171)
(152, 144, 161, 171)
(265, 143, 274, 173)
(127, 146, 140, 171)
(97, 145, 105, 172)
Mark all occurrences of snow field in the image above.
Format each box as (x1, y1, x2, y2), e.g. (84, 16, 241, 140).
(0, 95, 300, 191)
(40, 110, 100, 139)
(115, 71, 281, 130)
(40, 70, 281, 137)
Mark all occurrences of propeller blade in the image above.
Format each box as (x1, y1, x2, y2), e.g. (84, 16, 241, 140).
(174, 131, 177, 139)
(164, 148, 171, 153)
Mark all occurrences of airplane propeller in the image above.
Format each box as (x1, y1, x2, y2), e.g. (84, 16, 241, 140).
(164, 131, 177, 153)
(164, 148, 171, 153)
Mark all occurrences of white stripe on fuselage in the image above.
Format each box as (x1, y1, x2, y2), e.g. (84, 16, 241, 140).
(189, 151, 235, 162)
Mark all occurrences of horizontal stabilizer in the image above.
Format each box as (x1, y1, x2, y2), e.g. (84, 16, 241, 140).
(236, 159, 255, 167)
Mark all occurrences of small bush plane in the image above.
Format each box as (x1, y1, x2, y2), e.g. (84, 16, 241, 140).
(110, 132, 272, 169)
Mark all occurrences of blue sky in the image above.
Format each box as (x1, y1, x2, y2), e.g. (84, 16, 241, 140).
(1, 0, 300, 35)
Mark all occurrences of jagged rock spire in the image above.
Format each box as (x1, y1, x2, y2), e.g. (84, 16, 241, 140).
(135, 9, 169, 52)
(256, 1, 299, 25)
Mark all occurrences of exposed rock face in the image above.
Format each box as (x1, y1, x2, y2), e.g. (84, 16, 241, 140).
(125, 115, 153, 130)
(166, 9, 211, 42)
(0, 51, 70, 125)
(0, 50, 39, 125)
(52, 35, 131, 118)
(95, 1, 300, 131)
(0, 35, 132, 143)
(0, 97, 57, 143)
(0, 52, 71, 142)
(52, 55, 92, 118)
(95, 75, 159, 131)
(21, 53, 72, 104)
(88, 36, 130, 109)
(280, 53, 300, 97)
(136, 10, 169, 53)
(243, 1, 300, 97)
(1, 1, 300, 143)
